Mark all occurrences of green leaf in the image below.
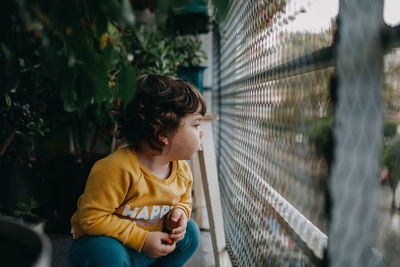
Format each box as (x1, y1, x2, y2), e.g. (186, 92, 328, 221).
(122, 0, 135, 26)
(118, 64, 137, 113)
(5, 94, 12, 107)
(64, 101, 77, 112)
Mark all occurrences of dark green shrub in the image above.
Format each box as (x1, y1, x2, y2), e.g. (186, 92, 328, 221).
(383, 122, 397, 139)
(383, 137, 400, 210)
(308, 118, 333, 164)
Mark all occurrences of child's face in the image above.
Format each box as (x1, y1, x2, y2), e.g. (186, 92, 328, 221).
(167, 107, 204, 160)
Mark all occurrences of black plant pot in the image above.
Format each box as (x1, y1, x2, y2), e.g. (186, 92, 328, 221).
(0, 217, 52, 267)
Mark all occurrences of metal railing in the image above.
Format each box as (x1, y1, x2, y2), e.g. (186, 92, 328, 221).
(211, 0, 400, 266)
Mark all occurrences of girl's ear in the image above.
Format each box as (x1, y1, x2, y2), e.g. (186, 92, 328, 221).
(159, 135, 169, 145)
(156, 130, 169, 145)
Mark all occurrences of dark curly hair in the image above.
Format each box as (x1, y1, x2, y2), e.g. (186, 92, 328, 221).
(116, 74, 206, 153)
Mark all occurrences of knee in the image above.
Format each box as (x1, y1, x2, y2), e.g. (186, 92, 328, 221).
(69, 236, 131, 267)
(184, 219, 201, 251)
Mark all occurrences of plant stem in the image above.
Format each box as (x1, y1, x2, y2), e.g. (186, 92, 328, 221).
(88, 124, 100, 158)
(111, 122, 118, 152)
(0, 124, 18, 157)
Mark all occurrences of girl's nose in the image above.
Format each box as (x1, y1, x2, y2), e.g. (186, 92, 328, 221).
(200, 130, 204, 138)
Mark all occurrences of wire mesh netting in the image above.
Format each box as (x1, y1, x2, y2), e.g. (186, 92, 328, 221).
(210, 0, 400, 266)
(379, 6, 400, 266)
(376, 48, 400, 266)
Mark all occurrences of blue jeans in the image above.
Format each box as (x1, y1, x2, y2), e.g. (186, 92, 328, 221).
(69, 219, 200, 267)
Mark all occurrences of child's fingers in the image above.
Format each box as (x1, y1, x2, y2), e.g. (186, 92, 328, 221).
(161, 234, 174, 244)
(170, 232, 185, 239)
(171, 213, 181, 222)
(170, 231, 186, 241)
(171, 208, 187, 224)
(159, 233, 176, 255)
(171, 224, 186, 234)
(177, 214, 186, 224)
(160, 242, 176, 255)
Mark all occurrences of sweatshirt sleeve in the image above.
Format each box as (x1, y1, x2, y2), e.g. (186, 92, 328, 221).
(75, 160, 148, 251)
(166, 162, 193, 227)
(174, 176, 192, 220)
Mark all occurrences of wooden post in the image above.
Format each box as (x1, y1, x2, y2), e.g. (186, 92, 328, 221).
(192, 151, 209, 230)
(192, 113, 231, 267)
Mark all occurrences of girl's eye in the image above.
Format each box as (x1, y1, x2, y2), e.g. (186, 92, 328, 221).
(194, 124, 201, 128)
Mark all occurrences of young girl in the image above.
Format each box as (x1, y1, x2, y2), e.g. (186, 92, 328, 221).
(69, 74, 206, 267)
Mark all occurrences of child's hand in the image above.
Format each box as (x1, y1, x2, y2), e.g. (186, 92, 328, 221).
(169, 208, 188, 242)
(142, 231, 176, 258)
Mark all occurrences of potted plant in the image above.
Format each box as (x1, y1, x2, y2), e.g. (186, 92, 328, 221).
(0, 7, 51, 222)
(174, 35, 208, 93)
(121, 25, 207, 91)
(1, 0, 139, 234)
(0, 216, 52, 267)
(1, 0, 210, 234)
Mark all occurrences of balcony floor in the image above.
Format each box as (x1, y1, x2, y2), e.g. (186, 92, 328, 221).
(50, 229, 214, 267)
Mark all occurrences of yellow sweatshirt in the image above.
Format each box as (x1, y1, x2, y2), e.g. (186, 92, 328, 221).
(70, 147, 192, 252)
